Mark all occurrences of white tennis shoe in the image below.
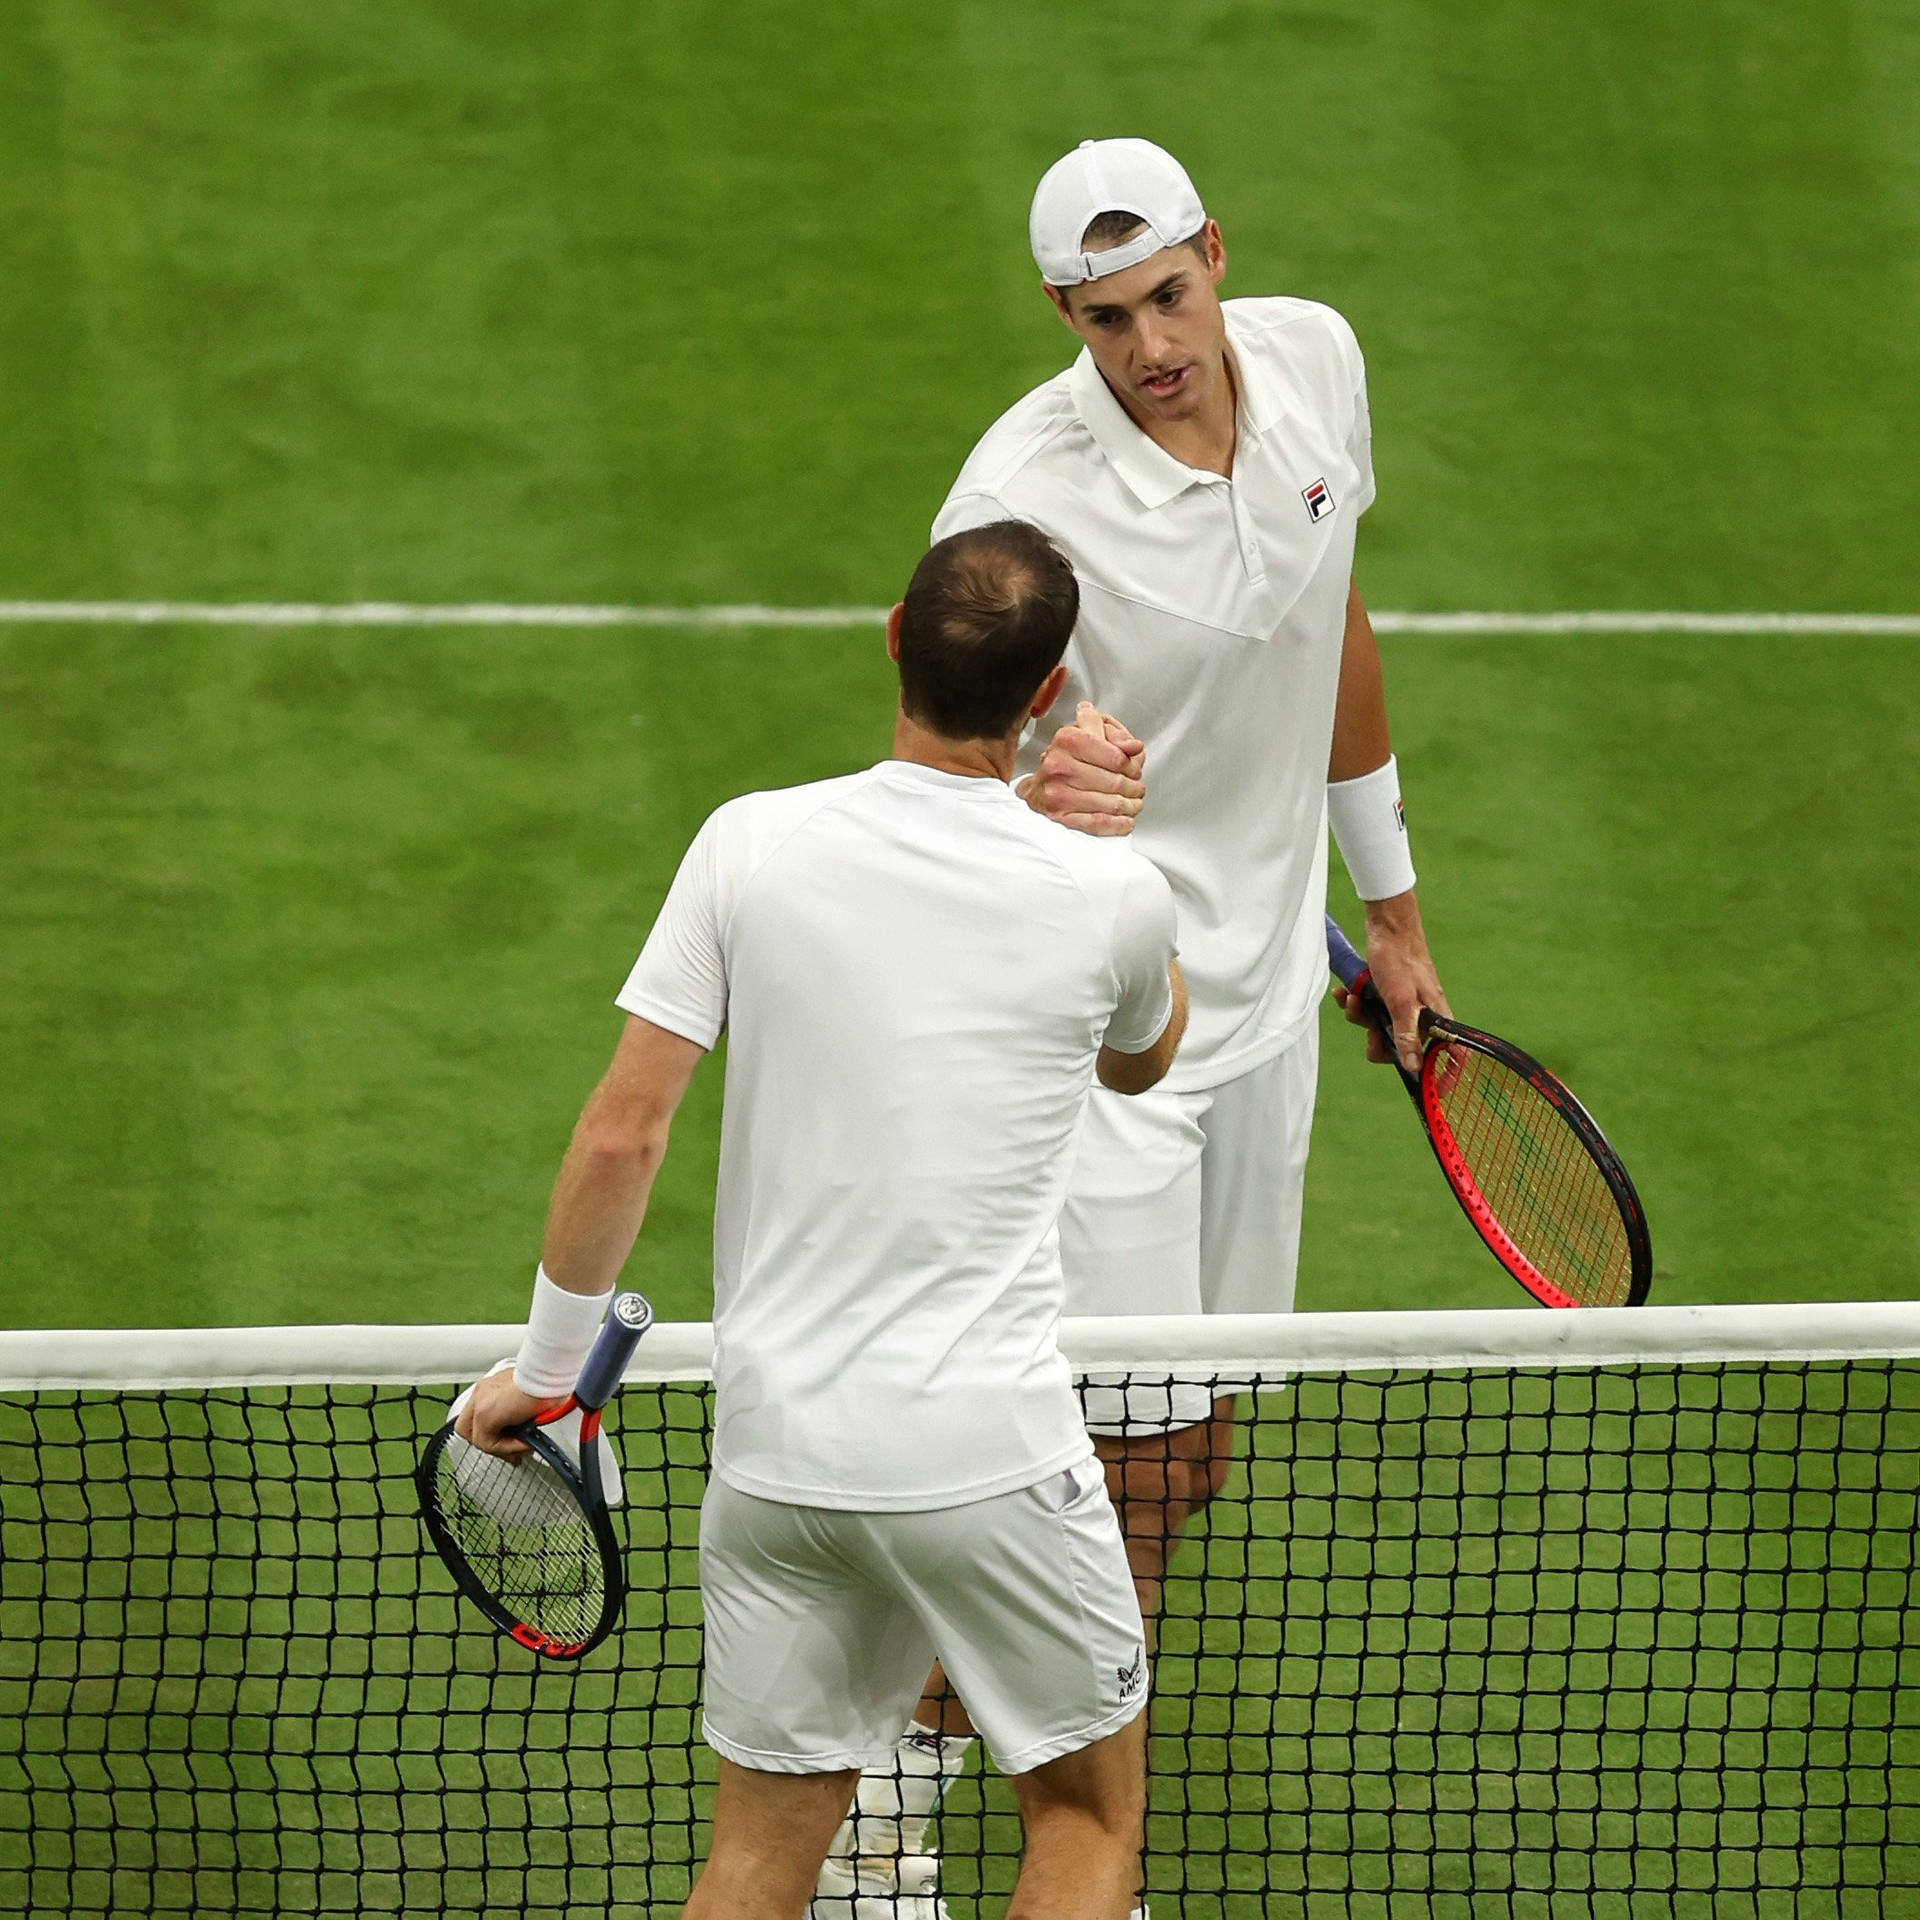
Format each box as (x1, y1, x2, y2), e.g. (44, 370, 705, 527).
(808, 1853, 950, 1919)
(809, 1856, 1148, 1917)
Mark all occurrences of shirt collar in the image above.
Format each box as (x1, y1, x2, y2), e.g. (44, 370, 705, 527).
(1067, 305, 1284, 509)
(1067, 348, 1211, 510)
(877, 758, 1017, 798)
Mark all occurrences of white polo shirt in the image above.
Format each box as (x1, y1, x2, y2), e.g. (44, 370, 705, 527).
(616, 761, 1178, 1511)
(933, 295, 1373, 1092)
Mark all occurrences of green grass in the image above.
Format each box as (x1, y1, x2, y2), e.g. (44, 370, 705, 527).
(4, 2, 1919, 1329)
(0, 621, 892, 1326)
(3, 627, 1916, 1326)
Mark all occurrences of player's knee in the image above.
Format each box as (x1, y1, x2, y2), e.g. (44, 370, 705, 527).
(1015, 1710, 1147, 1841)
(1196, 1444, 1233, 1505)
(1017, 1774, 1144, 1855)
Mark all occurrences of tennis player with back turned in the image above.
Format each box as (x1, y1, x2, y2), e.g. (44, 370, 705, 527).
(460, 520, 1187, 1920)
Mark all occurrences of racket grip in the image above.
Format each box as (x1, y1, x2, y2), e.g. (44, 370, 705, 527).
(573, 1292, 656, 1411)
(1325, 914, 1371, 991)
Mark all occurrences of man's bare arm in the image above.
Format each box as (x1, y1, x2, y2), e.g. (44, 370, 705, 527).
(458, 1016, 705, 1456)
(539, 1017, 706, 1294)
(1328, 582, 1448, 1073)
(1097, 960, 1189, 1094)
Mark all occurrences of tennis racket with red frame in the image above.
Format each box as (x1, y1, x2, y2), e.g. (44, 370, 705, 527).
(416, 1290, 654, 1660)
(1326, 916, 1651, 1308)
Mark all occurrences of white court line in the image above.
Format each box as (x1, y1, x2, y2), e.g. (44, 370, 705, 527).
(0, 600, 1916, 635)
(0, 599, 893, 630)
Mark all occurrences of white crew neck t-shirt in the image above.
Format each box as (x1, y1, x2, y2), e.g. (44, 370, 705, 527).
(616, 760, 1178, 1512)
(933, 296, 1374, 1092)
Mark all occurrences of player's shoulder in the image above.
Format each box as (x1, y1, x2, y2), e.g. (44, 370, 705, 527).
(933, 367, 1087, 533)
(1013, 813, 1172, 917)
(700, 770, 876, 874)
(1225, 294, 1364, 377)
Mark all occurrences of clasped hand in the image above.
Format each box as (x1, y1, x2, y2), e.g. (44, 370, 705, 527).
(1017, 700, 1146, 835)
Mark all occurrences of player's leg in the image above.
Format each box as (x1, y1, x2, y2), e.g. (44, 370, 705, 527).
(1092, 1392, 1237, 1624)
(816, 1090, 1205, 1907)
(1096, 1029, 1320, 1612)
(811, 1703, 973, 1917)
(1065, 1078, 1222, 1622)
(1194, 1024, 1316, 1321)
(698, 1478, 937, 1918)
(1005, 1707, 1148, 1920)
(886, 1459, 1150, 1916)
(685, 1760, 859, 1919)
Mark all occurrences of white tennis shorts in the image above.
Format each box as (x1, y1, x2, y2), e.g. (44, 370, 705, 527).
(1067, 1025, 1318, 1431)
(698, 1458, 1147, 1777)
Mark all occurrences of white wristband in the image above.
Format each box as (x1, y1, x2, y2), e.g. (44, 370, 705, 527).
(512, 1266, 613, 1398)
(1327, 755, 1416, 903)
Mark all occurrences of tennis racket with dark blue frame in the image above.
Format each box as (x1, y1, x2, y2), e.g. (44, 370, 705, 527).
(416, 1290, 655, 1659)
(1327, 916, 1651, 1308)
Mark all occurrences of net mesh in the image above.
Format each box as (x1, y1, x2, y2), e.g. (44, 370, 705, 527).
(3, 1336, 1917, 1918)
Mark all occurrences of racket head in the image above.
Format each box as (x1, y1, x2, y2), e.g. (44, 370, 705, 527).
(1416, 1016, 1653, 1308)
(416, 1410, 625, 1660)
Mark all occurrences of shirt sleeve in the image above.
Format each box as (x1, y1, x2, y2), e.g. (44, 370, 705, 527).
(1103, 855, 1179, 1054)
(614, 812, 728, 1049)
(931, 488, 1015, 544)
(1332, 310, 1376, 518)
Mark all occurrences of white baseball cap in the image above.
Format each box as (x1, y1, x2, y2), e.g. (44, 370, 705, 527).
(1029, 137, 1207, 286)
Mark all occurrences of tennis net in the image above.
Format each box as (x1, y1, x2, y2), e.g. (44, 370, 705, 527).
(2, 1304, 1916, 1918)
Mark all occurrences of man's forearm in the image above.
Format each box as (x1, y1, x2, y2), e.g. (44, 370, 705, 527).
(1097, 959, 1189, 1094)
(538, 1095, 671, 1296)
(536, 1017, 707, 1296)
(1328, 582, 1392, 781)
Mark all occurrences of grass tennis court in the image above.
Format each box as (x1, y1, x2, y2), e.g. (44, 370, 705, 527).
(4, 624, 1917, 1326)
(2, 4, 1919, 1916)
(4, 1, 1918, 1331)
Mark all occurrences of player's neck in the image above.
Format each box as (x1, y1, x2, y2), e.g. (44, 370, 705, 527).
(890, 709, 1019, 784)
(1105, 351, 1238, 478)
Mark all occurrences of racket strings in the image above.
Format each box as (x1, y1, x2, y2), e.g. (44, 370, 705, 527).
(1428, 1042, 1634, 1306)
(430, 1441, 606, 1646)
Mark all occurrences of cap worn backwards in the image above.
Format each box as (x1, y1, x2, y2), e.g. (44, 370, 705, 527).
(1029, 137, 1207, 287)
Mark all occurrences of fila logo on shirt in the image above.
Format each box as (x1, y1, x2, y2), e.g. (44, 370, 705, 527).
(1301, 477, 1336, 523)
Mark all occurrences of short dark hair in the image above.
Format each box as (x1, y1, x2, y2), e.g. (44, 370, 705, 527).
(1049, 209, 1211, 290)
(896, 522, 1079, 741)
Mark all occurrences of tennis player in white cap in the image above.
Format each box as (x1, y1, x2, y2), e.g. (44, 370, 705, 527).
(812, 137, 1449, 1919)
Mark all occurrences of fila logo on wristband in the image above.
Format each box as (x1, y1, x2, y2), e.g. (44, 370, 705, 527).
(1302, 477, 1335, 523)
(1328, 754, 1417, 903)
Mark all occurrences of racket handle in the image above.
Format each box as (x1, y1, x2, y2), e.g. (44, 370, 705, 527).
(573, 1291, 656, 1410)
(1328, 912, 1423, 1097)
(1325, 914, 1371, 991)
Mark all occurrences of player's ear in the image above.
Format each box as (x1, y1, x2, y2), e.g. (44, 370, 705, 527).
(885, 602, 904, 664)
(1202, 220, 1226, 288)
(1042, 281, 1077, 329)
(1030, 663, 1069, 719)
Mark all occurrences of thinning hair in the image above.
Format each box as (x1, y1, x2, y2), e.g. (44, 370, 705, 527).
(896, 522, 1079, 741)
